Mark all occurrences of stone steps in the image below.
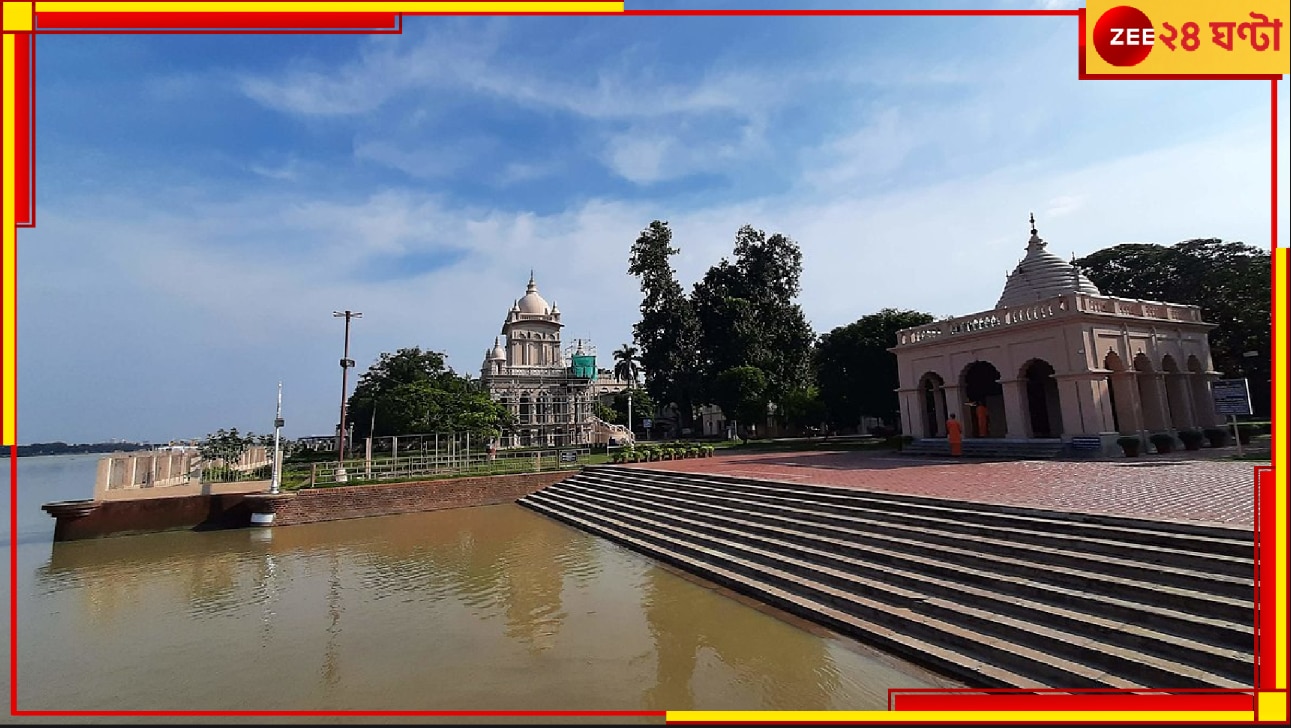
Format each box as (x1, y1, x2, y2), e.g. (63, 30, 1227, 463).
(904, 438, 1066, 459)
(517, 465, 1254, 689)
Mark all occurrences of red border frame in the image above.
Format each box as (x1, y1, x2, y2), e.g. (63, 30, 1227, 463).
(4, 2, 1284, 722)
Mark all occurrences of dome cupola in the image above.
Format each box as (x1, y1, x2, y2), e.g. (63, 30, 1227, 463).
(995, 213, 1101, 309)
(517, 271, 551, 314)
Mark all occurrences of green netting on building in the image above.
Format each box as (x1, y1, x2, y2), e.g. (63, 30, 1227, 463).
(569, 354, 597, 380)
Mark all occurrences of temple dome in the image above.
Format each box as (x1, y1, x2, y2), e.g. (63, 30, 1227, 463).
(488, 337, 506, 361)
(517, 272, 551, 314)
(996, 216, 1101, 309)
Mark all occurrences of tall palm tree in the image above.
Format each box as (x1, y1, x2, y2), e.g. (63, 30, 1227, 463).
(612, 344, 641, 385)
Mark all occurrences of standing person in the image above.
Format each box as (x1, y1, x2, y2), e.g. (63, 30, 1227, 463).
(975, 401, 990, 438)
(946, 413, 964, 456)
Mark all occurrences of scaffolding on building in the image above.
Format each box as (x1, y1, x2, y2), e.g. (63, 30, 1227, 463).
(481, 340, 630, 449)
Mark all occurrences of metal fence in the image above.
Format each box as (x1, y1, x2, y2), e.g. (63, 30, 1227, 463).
(284, 446, 590, 489)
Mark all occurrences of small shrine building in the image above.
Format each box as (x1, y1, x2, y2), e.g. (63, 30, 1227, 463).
(890, 216, 1220, 453)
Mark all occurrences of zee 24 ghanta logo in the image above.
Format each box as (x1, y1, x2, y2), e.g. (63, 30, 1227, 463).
(1092, 4, 1283, 67)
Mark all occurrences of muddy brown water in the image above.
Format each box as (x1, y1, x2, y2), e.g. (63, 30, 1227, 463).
(6, 455, 953, 721)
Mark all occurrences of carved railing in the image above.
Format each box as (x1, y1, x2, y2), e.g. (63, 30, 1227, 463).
(895, 293, 1205, 346)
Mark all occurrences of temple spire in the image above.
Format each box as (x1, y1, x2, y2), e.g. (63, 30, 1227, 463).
(1026, 212, 1045, 251)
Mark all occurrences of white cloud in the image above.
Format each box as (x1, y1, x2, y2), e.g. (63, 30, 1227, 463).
(20, 28, 1289, 443)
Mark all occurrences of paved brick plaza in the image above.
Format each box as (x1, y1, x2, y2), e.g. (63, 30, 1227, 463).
(629, 450, 1262, 529)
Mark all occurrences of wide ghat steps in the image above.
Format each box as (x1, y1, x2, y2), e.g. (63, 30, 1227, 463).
(904, 438, 1066, 459)
(517, 465, 1254, 689)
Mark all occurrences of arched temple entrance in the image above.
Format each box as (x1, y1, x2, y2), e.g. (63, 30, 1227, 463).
(960, 361, 1005, 437)
(918, 373, 948, 437)
(1021, 359, 1062, 437)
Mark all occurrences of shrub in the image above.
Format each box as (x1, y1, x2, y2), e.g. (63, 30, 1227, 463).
(1177, 429, 1205, 451)
(1149, 432, 1176, 454)
(1116, 436, 1142, 457)
(1202, 427, 1229, 447)
(1236, 423, 1256, 445)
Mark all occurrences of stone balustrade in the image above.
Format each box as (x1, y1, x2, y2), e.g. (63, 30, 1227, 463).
(895, 293, 1206, 346)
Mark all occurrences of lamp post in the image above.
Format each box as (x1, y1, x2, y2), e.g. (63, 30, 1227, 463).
(333, 310, 362, 481)
(270, 381, 284, 495)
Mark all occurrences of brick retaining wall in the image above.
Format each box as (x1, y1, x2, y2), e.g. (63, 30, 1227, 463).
(47, 493, 252, 541)
(268, 471, 573, 526)
(45, 470, 576, 541)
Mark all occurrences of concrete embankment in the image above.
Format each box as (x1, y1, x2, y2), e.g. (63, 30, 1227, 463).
(42, 471, 573, 541)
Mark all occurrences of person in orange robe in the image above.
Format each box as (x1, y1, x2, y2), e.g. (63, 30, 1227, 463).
(946, 413, 963, 456)
(975, 402, 990, 438)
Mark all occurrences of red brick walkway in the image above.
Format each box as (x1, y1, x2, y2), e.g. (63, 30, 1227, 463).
(629, 450, 1261, 529)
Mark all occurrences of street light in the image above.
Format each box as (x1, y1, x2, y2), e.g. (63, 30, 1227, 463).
(333, 310, 362, 481)
(270, 381, 284, 495)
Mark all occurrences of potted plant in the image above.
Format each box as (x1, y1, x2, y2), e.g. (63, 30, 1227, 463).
(1203, 427, 1229, 448)
(1177, 429, 1205, 451)
(1117, 435, 1142, 457)
(1149, 432, 1176, 454)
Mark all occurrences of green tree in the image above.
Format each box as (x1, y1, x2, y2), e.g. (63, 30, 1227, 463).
(628, 221, 702, 430)
(593, 400, 619, 424)
(198, 428, 257, 465)
(612, 343, 642, 385)
(711, 366, 769, 440)
(1075, 239, 1271, 415)
(778, 385, 828, 434)
(347, 347, 514, 440)
(815, 308, 935, 432)
(692, 225, 814, 405)
(608, 387, 656, 427)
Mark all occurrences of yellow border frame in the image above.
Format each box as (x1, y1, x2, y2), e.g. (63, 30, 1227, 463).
(1, 2, 1285, 724)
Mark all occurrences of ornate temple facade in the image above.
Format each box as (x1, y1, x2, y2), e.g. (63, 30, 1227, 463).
(891, 216, 1219, 453)
(480, 273, 631, 448)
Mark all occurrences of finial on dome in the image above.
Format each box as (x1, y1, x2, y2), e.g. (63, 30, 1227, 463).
(526, 270, 537, 294)
(1026, 212, 1045, 250)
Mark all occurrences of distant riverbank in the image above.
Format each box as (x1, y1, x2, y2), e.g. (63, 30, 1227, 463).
(3, 442, 149, 458)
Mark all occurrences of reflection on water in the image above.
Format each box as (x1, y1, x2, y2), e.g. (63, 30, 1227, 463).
(14, 456, 946, 713)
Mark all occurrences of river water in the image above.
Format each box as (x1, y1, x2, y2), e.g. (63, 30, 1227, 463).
(3, 454, 950, 720)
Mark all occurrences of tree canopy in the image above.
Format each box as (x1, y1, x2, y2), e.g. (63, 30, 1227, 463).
(693, 225, 814, 404)
(814, 308, 935, 431)
(628, 221, 815, 434)
(346, 347, 513, 440)
(1074, 239, 1271, 414)
(628, 221, 702, 428)
(612, 343, 642, 385)
(601, 387, 657, 428)
(710, 365, 769, 439)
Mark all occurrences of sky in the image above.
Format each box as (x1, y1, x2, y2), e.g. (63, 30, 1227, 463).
(17, 1, 1291, 444)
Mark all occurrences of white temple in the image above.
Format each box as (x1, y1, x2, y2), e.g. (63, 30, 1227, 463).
(891, 216, 1220, 454)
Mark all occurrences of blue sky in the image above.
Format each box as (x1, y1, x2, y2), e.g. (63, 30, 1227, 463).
(18, 2, 1290, 444)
